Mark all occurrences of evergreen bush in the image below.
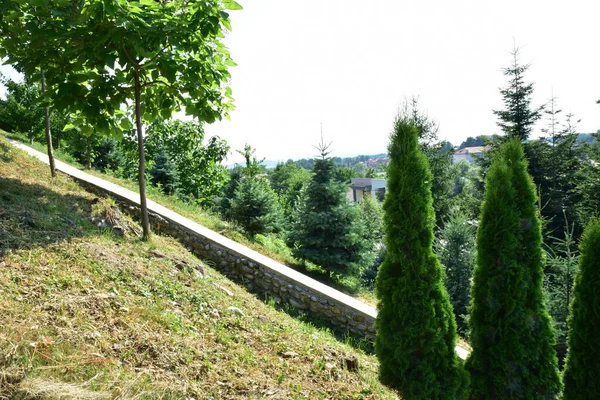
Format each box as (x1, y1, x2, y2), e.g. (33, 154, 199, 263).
(375, 115, 468, 399)
(562, 218, 600, 399)
(465, 139, 560, 399)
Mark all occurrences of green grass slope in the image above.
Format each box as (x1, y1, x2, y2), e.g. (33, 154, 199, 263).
(0, 137, 397, 399)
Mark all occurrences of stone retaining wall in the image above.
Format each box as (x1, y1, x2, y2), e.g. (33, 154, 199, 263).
(74, 179, 377, 340)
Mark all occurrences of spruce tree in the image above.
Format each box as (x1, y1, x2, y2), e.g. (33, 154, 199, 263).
(375, 116, 468, 400)
(149, 148, 178, 195)
(230, 176, 283, 236)
(493, 47, 543, 141)
(289, 140, 370, 277)
(465, 139, 560, 399)
(562, 218, 600, 399)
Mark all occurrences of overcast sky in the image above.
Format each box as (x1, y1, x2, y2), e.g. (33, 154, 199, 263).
(2, 0, 599, 164)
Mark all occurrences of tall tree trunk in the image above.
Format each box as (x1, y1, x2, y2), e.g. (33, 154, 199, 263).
(134, 68, 151, 241)
(40, 69, 56, 177)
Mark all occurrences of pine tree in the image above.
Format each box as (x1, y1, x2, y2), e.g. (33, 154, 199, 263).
(493, 47, 543, 141)
(562, 218, 600, 399)
(375, 115, 468, 400)
(466, 139, 560, 399)
(289, 139, 370, 277)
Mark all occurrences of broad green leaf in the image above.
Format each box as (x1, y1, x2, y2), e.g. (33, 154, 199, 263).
(223, 0, 243, 10)
(120, 118, 133, 130)
(63, 123, 77, 132)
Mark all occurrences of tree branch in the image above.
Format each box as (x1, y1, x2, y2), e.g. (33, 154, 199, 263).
(139, 45, 168, 70)
(121, 37, 138, 67)
(140, 79, 176, 90)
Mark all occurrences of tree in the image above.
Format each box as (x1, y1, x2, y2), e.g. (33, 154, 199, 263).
(145, 120, 229, 206)
(269, 160, 312, 220)
(230, 176, 284, 236)
(149, 148, 178, 195)
(435, 209, 476, 337)
(0, 76, 43, 144)
(289, 139, 371, 278)
(2, 0, 239, 240)
(375, 115, 468, 400)
(493, 47, 543, 141)
(466, 139, 560, 399)
(400, 97, 455, 227)
(562, 218, 600, 399)
(0, 2, 67, 177)
(543, 216, 579, 364)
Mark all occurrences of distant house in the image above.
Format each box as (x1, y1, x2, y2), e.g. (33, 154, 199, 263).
(452, 146, 488, 164)
(348, 178, 387, 202)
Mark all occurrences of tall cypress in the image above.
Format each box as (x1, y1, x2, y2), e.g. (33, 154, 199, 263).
(466, 139, 560, 399)
(375, 116, 468, 400)
(562, 218, 600, 399)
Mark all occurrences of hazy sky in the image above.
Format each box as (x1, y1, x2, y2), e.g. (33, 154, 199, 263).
(206, 0, 600, 163)
(2, 0, 599, 164)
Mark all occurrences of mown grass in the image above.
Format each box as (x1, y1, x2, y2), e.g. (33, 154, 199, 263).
(1, 130, 377, 306)
(0, 136, 397, 399)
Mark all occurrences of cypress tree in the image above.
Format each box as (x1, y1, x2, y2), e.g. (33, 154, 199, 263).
(562, 218, 600, 399)
(465, 139, 560, 399)
(375, 116, 468, 400)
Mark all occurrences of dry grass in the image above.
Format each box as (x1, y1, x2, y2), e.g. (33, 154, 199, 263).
(0, 137, 397, 399)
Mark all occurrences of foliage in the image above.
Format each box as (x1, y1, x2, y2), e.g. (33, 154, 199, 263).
(562, 218, 600, 399)
(145, 120, 229, 206)
(450, 160, 483, 220)
(1, 0, 239, 239)
(465, 139, 560, 399)
(289, 155, 371, 278)
(149, 148, 178, 195)
(400, 97, 455, 227)
(0, 76, 43, 143)
(269, 160, 312, 220)
(375, 115, 468, 399)
(230, 176, 284, 236)
(458, 136, 487, 149)
(237, 144, 265, 178)
(493, 47, 543, 141)
(543, 216, 579, 364)
(435, 209, 476, 337)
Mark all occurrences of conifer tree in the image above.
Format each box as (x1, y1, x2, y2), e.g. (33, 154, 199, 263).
(230, 176, 283, 236)
(289, 138, 370, 277)
(493, 47, 543, 141)
(375, 115, 468, 400)
(562, 218, 600, 399)
(466, 139, 560, 399)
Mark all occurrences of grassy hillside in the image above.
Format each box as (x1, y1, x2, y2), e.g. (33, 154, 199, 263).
(1, 130, 376, 305)
(0, 137, 397, 399)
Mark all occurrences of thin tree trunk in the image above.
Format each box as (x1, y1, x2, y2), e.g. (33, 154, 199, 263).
(134, 68, 151, 241)
(40, 69, 56, 177)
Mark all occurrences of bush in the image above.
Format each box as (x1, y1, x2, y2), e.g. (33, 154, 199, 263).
(465, 139, 560, 399)
(375, 115, 468, 399)
(562, 218, 600, 399)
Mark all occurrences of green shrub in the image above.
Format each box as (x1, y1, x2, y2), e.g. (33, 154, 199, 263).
(375, 115, 468, 399)
(465, 139, 560, 399)
(562, 218, 600, 399)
